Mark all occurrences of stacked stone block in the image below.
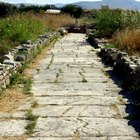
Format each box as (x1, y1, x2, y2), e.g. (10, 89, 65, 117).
(0, 31, 60, 90)
(88, 34, 140, 91)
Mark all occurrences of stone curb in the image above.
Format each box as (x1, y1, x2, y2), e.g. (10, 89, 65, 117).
(0, 31, 61, 91)
(88, 34, 140, 91)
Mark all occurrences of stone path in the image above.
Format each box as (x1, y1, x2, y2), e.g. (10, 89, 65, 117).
(0, 33, 140, 140)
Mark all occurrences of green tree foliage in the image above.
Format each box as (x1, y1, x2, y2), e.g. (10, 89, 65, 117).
(95, 8, 140, 37)
(0, 2, 18, 17)
(0, 2, 57, 17)
(95, 9, 122, 37)
(61, 5, 83, 18)
(19, 4, 56, 13)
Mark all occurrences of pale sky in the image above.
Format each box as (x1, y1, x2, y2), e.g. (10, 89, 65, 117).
(0, 0, 140, 4)
(0, 0, 102, 4)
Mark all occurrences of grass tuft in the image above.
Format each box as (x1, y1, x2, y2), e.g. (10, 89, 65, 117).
(0, 12, 74, 57)
(112, 28, 140, 54)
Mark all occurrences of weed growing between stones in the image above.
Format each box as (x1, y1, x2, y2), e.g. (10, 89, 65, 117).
(25, 110, 38, 134)
(79, 71, 88, 83)
(53, 69, 62, 83)
(31, 101, 38, 108)
(47, 53, 54, 69)
(10, 72, 32, 95)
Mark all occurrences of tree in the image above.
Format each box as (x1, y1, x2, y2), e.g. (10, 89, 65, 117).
(61, 5, 83, 18)
(0, 2, 18, 17)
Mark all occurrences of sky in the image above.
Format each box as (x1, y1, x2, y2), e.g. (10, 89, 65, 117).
(0, 0, 140, 4)
(0, 0, 102, 4)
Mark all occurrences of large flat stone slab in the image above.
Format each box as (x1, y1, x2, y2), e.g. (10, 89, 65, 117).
(31, 88, 121, 97)
(0, 120, 26, 136)
(32, 117, 139, 137)
(28, 33, 139, 139)
(35, 96, 126, 105)
(32, 105, 117, 117)
(27, 137, 107, 140)
(32, 83, 121, 92)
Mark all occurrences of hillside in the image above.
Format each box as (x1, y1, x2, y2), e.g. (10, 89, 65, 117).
(72, 0, 140, 10)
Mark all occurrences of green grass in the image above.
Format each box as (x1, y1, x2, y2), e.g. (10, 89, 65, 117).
(25, 110, 38, 134)
(26, 110, 38, 121)
(25, 121, 36, 134)
(10, 72, 32, 95)
(105, 44, 116, 48)
(0, 14, 46, 56)
(93, 9, 140, 37)
(0, 13, 74, 58)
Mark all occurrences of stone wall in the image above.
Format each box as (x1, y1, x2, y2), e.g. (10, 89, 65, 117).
(0, 31, 60, 91)
(88, 33, 140, 91)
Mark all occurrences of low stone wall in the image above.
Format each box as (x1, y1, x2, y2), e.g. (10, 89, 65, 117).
(0, 31, 60, 91)
(88, 34, 140, 91)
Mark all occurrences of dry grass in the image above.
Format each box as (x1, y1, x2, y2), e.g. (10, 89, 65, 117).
(0, 135, 27, 140)
(42, 14, 75, 29)
(0, 12, 74, 56)
(24, 12, 75, 29)
(112, 28, 140, 54)
(0, 86, 27, 113)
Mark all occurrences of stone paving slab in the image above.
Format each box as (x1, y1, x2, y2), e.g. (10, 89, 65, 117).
(32, 117, 139, 137)
(32, 83, 120, 92)
(0, 120, 26, 136)
(32, 105, 117, 117)
(27, 137, 107, 140)
(27, 33, 140, 139)
(27, 137, 140, 140)
(31, 90, 119, 97)
(35, 96, 126, 105)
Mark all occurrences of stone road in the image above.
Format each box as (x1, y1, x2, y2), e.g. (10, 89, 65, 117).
(0, 33, 140, 140)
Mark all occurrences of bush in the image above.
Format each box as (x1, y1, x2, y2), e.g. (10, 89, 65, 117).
(0, 13, 74, 57)
(95, 9, 122, 37)
(95, 9, 140, 37)
(62, 5, 83, 18)
(0, 2, 18, 17)
(112, 28, 140, 54)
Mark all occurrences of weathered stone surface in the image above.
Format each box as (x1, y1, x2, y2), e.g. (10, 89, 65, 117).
(28, 33, 139, 139)
(35, 96, 126, 105)
(33, 105, 118, 117)
(32, 117, 139, 137)
(27, 137, 107, 140)
(0, 120, 26, 136)
(15, 54, 26, 62)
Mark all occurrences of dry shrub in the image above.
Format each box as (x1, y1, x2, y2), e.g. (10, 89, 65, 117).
(37, 13, 75, 29)
(112, 28, 140, 54)
(23, 12, 75, 29)
(0, 87, 26, 113)
(0, 12, 74, 56)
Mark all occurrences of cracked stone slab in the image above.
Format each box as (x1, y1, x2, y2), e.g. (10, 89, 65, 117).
(32, 105, 117, 117)
(32, 89, 120, 97)
(27, 137, 107, 140)
(0, 120, 26, 136)
(108, 136, 140, 140)
(35, 96, 126, 106)
(32, 117, 139, 137)
(32, 83, 121, 92)
(28, 33, 139, 139)
(0, 111, 26, 119)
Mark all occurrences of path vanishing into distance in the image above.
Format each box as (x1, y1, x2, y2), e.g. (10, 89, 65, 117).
(0, 33, 140, 140)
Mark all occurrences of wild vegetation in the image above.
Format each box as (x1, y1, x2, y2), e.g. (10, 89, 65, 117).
(0, 12, 74, 56)
(61, 4, 84, 18)
(85, 8, 140, 54)
(0, 2, 56, 17)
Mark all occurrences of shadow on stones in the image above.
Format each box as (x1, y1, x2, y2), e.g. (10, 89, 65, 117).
(106, 69, 140, 136)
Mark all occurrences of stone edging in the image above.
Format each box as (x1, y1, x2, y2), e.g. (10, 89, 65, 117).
(88, 33, 140, 91)
(0, 31, 61, 91)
